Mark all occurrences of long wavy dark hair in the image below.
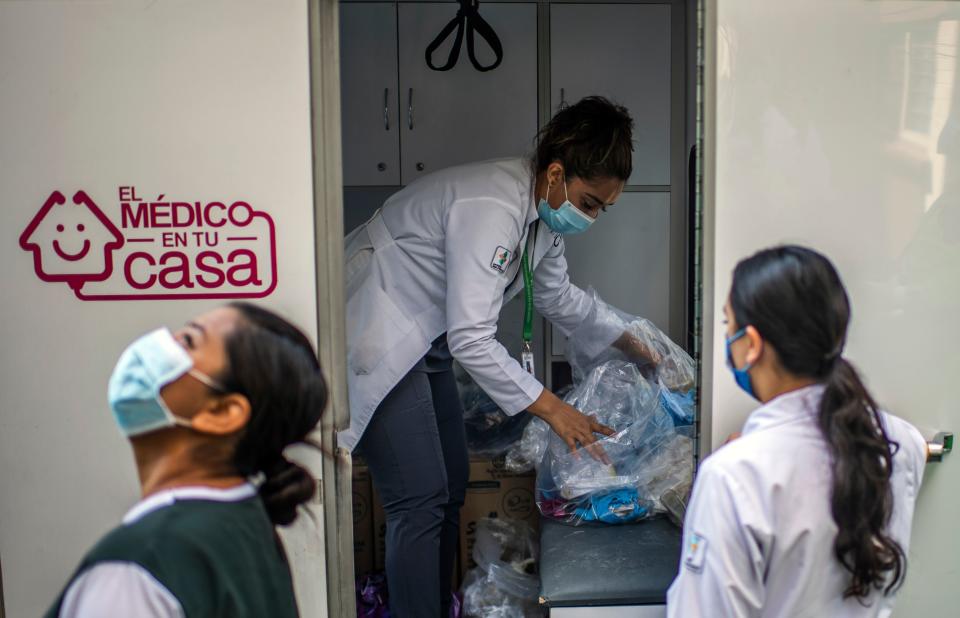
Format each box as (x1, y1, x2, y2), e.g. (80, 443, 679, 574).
(729, 245, 905, 599)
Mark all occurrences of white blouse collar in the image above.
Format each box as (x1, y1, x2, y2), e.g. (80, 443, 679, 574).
(123, 483, 257, 525)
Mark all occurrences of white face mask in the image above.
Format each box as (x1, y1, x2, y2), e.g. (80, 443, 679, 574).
(107, 328, 225, 437)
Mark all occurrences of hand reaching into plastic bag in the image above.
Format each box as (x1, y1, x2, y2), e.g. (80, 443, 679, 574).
(566, 288, 696, 393)
(528, 388, 614, 464)
(613, 331, 663, 368)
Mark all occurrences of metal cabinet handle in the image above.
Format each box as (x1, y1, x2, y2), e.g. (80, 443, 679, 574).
(927, 431, 953, 463)
(384, 88, 390, 131)
(559, 87, 568, 110)
(408, 88, 414, 130)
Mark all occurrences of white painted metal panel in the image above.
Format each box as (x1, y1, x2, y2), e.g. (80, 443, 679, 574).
(704, 1, 960, 612)
(0, 1, 323, 615)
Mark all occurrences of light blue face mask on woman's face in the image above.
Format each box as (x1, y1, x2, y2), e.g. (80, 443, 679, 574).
(107, 328, 226, 437)
(537, 180, 595, 235)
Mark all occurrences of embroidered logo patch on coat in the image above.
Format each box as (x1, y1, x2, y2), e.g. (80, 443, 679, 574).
(684, 532, 708, 572)
(490, 246, 511, 273)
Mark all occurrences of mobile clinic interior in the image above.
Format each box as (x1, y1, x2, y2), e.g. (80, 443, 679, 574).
(0, 1, 956, 617)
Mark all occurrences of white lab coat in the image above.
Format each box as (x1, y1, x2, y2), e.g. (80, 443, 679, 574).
(338, 158, 619, 451)
(667, 385, 927, 618)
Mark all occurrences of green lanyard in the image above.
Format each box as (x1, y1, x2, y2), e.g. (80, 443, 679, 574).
(521, 250, 534, 344)
(520, 250, 535, 374)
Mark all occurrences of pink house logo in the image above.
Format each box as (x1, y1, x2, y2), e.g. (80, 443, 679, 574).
(20, 190, 125, 291)
(19, 187, 278, 301)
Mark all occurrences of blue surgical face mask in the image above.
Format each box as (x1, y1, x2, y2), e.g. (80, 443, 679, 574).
(108, 328, 225, 437)
(537, 180, 595, 235)
(725, 327, 757, 400)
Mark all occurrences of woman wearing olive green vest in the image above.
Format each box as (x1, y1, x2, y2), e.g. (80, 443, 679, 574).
(46, 303, 327, 617)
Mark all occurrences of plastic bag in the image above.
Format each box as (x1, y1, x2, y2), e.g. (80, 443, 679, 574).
(456, 363, 532, 458)
(461, 518, 545, 618)
(566, 289, 696, 395)
(356, 573, 390, 618)
(504, 416, 550, 473)
(531, 360, 693, 525)
(356, 572, 463, 617)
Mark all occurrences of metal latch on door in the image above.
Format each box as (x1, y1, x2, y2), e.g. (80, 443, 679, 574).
(927, 431, 953, 463)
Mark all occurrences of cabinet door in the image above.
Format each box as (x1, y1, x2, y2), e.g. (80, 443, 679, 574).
(340, 3, 400, 185)
(398, 2, 538, 184)
(551, 4, 672, 186)
(551, 192, 672, 357)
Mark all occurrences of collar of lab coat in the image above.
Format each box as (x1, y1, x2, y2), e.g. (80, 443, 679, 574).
(741, 384, 826, 437)
(523, 166, 539, 227)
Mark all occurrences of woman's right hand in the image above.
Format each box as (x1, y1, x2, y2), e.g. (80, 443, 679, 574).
(528, 388, 615, 464)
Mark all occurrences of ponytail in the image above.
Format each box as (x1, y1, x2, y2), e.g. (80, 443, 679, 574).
(730, 246, 907, 600)
(819, 359, 904, 598)
(259, 458, 317, 527)
(222, 302, 329, 527)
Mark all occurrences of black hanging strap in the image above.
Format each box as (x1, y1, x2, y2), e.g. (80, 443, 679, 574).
(425, 0, 503, 72)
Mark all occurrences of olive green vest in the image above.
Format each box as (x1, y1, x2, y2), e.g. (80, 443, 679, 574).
(46, 496, 298, 618)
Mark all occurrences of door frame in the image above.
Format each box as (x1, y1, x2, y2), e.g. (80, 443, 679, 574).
(308, 1, 357, 616)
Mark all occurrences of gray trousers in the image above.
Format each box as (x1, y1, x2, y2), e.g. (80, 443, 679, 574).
(357, 338, 469, 618)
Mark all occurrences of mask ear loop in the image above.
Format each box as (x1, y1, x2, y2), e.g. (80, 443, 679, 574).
(188, 369, 228, 393)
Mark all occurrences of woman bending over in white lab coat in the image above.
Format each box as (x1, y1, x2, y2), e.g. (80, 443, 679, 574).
(667, 245, 927, 617)
(343, 97, 659, 617)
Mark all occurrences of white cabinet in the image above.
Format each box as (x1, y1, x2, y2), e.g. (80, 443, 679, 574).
(551, 4, 672, 186)
(398, 2, 538, 184)
(552, 192, 672, 357)
(340, 3, 401, 185)
(340, 1, 538, 186)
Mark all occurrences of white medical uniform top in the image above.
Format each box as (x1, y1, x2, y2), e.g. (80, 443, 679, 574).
(58, 484, 257, 618)
(667, 385, 927, 618)
(338, 158, 619, 451)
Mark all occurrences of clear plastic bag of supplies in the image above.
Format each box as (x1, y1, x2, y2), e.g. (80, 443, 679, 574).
(461, 518, 545, 618)
(532, 361, 693, 525)
(566, 289, 696, 397)
(505, 416, 551, 473)
(457, 363, 532, 459)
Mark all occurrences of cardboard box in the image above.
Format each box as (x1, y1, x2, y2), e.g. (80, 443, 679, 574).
(352, 464, 374, 576)
(459, 456, 538, 579)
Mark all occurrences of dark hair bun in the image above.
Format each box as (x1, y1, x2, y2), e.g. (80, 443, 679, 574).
(534, 95, 634, 181)
(259, 458, 316, 527)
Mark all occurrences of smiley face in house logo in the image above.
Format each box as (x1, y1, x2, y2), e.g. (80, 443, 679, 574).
(20, 186, 279, 301)
(19, 190, 125, 291)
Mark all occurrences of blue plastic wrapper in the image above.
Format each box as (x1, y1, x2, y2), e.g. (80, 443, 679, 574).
(660, 388, 696, 426)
